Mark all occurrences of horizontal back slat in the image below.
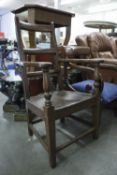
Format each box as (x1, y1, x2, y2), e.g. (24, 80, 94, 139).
(19, 21, 53, 32)
(23, 48, 56, 55)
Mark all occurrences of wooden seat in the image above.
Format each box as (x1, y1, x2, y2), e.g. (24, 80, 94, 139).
(15, 16, 102, 168)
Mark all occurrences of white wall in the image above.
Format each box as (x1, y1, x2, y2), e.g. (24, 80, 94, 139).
(1, 12, 16, 40)
(70, 9, 117, 44)
(0, 16, 2, 31)
(1, 9, 117, 44)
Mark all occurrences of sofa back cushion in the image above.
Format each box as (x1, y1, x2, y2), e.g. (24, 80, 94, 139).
(75, 35, 88, 47)
(87, 32, 113, 58)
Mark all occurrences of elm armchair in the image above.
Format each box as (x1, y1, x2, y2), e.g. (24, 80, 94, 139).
(15, 16, 102, 168)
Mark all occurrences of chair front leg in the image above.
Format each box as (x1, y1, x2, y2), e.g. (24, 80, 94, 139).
(27, 109, 34, 137)
(44, 105, 56, 168)
(92, 98, 101, 139)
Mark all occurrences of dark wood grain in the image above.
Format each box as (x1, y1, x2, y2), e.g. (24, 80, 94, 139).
(15, 13, 101, 168)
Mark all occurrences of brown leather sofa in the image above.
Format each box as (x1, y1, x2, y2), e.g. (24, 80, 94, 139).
(66, 32, 117, 83)
(75, 32, 117, 59)
(66, 32, 117, 62)
(64, 45, 90, 59)
(65, 32, 117, 112)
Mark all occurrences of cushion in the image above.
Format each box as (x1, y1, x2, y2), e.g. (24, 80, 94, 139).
(72, 80, 117, 104)
(98, 51, 113, 58)
(7, 64, 15, 70)
(72, 80, 94, 92)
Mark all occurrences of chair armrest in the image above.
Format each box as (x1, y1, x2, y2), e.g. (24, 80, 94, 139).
(69, 62, 95, 73)
(15, 60, 53, 104)
(103, 58, 117, 65)
(60, 58, 104, 94)
(16, 61, 52, 68)
(60, 58, 104, 65)
(15, 61, 52, 78)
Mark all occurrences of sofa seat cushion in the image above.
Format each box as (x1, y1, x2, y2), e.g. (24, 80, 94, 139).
(99, 51, 113, 58)
(72, 79, 117, 104)
(87, 32, 113, 58)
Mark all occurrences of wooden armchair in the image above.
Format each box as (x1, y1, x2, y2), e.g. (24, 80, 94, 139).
(15, 16, 103, 168)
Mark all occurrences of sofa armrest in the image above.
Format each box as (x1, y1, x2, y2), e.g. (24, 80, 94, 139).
(65, 45, 90, 58)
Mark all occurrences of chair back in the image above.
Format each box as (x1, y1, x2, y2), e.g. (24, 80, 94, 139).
(15, 16, 60, 99)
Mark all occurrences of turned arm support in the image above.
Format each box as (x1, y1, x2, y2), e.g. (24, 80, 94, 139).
(59, 58, 104, 94)
(15, 61, 52, 77)
(15, 61, 52, 105)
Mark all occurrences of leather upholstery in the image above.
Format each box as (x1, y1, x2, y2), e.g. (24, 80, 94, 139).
(87, 32, 114, 58)
(71, 33, 117, 106)
(75, 35, 88, 47)
(66, 32, 117, 83)
(110, 37, 117, 58)
(75, 32, 117, 59)
(65, 45, 90, 58)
